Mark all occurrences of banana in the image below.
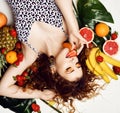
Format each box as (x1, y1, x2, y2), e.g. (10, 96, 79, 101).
(99, 51, 120, 67)
(101, 74, 110, 83)
(87, 47, 110, 83)
(86, 59, 99, 76)
(99, 61, 118, 80)
(88, 48, 103, 75)
(86, 59, 110, 83)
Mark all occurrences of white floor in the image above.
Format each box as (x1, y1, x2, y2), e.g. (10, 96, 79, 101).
(0, 0, 120, 113)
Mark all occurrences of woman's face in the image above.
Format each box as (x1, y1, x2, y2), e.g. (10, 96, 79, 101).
(55, 48, 83, 82)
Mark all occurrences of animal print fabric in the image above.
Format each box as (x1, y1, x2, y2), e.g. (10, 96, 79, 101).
(6, 0, 63, 53)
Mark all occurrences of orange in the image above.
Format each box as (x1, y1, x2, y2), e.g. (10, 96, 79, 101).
(95, 22, 109, 37)
(62, 42, 72, 50)
(6, 51, 18, 64)
(0, 12, 7, 28)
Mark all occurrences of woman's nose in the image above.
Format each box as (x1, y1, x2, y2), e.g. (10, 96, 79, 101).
(70, 57, 75, 62)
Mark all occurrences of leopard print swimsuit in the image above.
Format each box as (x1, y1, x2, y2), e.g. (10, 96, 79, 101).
(6, 0, 65, 54)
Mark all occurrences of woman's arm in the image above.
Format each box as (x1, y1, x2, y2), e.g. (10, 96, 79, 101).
(55, 0, 84, 48)
(0, 44, 55, 100)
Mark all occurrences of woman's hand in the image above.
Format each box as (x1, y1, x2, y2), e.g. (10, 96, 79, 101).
(69, 31, 86, 50)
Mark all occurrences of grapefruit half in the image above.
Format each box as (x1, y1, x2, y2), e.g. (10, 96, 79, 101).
(103, 40, 119, 56)
(79, 27, 94, 43)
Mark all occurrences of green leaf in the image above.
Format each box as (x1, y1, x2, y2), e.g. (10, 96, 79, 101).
(93, 35, 105, 50)
(0, 96, 36, 113)
(76, 0, 114, 28)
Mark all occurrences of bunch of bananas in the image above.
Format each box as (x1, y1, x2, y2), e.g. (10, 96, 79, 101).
(86, 47, 120, 83)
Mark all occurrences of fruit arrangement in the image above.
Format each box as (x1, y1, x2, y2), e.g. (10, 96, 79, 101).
(0, 12, 42, 113)
(82, 23, 120, 83)
(86, 47, 120, 83)
(0, 0, 120, 113)
(0, 27, 23, 77)
(73, 0, 120, 84)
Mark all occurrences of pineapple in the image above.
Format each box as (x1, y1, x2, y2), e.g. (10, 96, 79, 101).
(0, 26, 18, 52)
(0, 52, 7, 78)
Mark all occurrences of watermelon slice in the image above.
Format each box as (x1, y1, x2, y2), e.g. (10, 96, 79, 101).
(103, 40, 119, 56)
(79, 27, 94, 43)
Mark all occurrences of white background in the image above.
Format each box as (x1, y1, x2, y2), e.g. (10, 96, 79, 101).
(0, 0, 120, 113)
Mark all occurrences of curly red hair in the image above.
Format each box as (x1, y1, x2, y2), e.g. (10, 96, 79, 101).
(25, 46, 100, 103)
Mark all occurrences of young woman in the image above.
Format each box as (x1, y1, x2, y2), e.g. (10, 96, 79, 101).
(0, 0, 98, 104)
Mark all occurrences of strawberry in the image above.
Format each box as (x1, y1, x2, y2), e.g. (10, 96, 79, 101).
(15, 42, 22, 49)
(10, 29, 17, 38)
(113, 66, 120, 75)
(111, 31, 118, 40)
(66, 49, 77, 58)
(16, 75, 26, 86)
(31, 103, 40, 112)
(1, 48, 7, 54)
(31, 65, 38, 72)
(14, 60, 20, 66)
(17, 52, 24, 62)
(96, 55, 103, 62)
(22, 71, 28, 77)
(16, 75, 23, 82)
(17, 80, 25, 86)
(88, 42, 94, 48)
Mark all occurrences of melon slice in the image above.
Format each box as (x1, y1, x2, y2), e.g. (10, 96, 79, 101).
(103, 40, 119, 56)
(79, 27, 94, 43)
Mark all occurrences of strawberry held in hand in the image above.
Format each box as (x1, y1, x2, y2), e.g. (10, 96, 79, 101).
(66, 49, 77, 58)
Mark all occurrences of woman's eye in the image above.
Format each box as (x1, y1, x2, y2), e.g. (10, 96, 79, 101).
(65, 67, 74, 74)
(76, 62, 81, 68)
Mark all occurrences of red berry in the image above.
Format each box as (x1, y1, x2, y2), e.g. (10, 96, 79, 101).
(88, 42, 94, 48)
(17, 80, 24, 86)
(113, 66, 120, 74)
(21, 75, 26, 81)
(96, 55, 103, 62)
(22, 71, 28, 77)
(16, 75, 23, 82)
(14, 60, 20, 66)
(15, 42, 22, 49)
(31, 66, 38, 72)
(1, 48, 7, 54)
(111, 32, 118, 40)
(17, 53, 24, 62)
(10, 29, 17, 38)
(31, 103, 40, 112)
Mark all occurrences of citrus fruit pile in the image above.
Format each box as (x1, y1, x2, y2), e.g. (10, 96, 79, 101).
(80, 22, 120, 83)
(77, 22, 119, 56)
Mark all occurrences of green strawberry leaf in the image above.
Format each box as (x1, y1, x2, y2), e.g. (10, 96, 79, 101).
(75, 0, 114, 28)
